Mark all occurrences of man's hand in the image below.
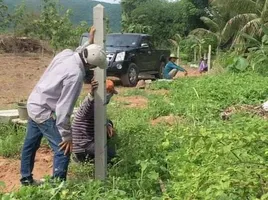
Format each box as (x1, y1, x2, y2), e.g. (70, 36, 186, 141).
(107, 125, 116, 138)
(89, 26, 96, 35)
(89, 26, 96, 44)
(90, 79, 98, 96)
(59, 141, 72, 155)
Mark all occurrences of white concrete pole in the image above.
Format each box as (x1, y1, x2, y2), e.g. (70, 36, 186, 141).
(208, 45, 211, 72)
(93, 4, 107, 180)
(194, 48, 197, 62)
(176, 46, 180, 65)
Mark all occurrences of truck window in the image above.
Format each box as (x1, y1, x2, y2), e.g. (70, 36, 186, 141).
(140, 37, 154, 49)
(106, 35, 139, 47)
(80, 36, 88, 46)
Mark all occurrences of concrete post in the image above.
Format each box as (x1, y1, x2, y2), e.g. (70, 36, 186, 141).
(93, 4, 107, 180)
(208, 45, 211, 72)
(176, 46, 180, 65)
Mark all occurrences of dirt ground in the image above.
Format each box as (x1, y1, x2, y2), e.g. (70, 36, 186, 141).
(115, 95, 148, 108)
(0, 53, 201, 193)
(0, 53, 52, 109)
(151, 114, 184, 126)
(0, 147, 53, 193)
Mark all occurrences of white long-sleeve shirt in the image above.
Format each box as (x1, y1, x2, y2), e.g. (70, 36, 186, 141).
(27, 49, 85, 142)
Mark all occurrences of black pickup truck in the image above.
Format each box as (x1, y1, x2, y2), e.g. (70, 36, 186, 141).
(79, 33, 170, 86)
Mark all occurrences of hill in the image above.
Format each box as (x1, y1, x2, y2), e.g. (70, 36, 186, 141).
(3, 0, 122, 32)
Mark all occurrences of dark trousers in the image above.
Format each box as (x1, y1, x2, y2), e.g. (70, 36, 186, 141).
(73, 142, 116, 164)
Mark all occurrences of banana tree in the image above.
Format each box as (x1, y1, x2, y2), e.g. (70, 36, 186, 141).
(168, 34, 182, 64)
(188, 15, 223, 54)
(188, 35, 206, 62)
(241, 27, 268, 73)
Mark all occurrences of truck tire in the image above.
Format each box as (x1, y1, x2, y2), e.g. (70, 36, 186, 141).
(121, 63, 139, 87)
(156, 61, 165, 79)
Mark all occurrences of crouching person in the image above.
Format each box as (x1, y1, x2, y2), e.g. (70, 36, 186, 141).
(163, 54, 187, 79)
(72, 79, 118, 163)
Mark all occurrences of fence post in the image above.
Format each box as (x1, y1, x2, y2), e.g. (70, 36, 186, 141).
(176, 46, 180, 65)
(93, 4, 107, 180)
(194, 48, 197, 62)
(208, 45, 211, 72)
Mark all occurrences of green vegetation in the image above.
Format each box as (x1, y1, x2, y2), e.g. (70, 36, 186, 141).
(3, 0, 121, 32)
(1, 73, 268, 199)
(1, 0, 268, 198)
(0, 124, 25, 158)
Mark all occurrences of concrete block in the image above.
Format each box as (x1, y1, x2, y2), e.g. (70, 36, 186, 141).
(0, 109, 19, 124)
(11, 118, 28, 125)
(1, 107, 79, 124)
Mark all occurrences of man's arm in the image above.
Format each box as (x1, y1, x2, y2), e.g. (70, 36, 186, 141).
(56, 77, 83, 142)
(75, 26, 96, 53)
(172, 63, 186, 72)
(88, 26, 96, 45)
(78, 94, 94, 117)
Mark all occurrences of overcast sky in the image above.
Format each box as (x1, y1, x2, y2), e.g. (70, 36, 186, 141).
(97, 0, 120, 4)
(96, 0, 176, 4)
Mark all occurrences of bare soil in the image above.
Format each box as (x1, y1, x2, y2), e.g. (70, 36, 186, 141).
(115, 95, 148, 108)
(221, 104, 268, 120)
(151, 114, 184, 126)
(0, 147, 53, 193)
(0, 53, 52, 109)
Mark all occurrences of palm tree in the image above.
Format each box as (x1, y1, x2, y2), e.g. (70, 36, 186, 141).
(190, 0, 268, 51)
(212, 0, 268, 49)
(189, 16, 222, 52)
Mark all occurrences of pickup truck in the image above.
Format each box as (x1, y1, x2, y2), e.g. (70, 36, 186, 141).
(79, 33, 170, 86)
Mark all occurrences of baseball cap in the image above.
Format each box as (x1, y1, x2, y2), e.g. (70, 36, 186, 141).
(83, 44, 107, 68)
(106, 79, 118, 94)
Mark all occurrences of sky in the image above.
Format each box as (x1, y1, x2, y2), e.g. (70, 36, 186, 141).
(96, 0, 177, 3)
(97, 0, 120, 4)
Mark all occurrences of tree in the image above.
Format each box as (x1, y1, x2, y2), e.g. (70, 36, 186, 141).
(212, 0, 268, 49)
(121, 0, 150, 32)
(0, 0, 10, 31)
(123, 0, 200, 47)
(32, 0, 87, 52)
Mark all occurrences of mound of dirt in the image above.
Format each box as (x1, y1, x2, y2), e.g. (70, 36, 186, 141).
(115, 96, 148, 108)
(0, 35, 52, 53)
(0, 147, 53, 193)
(151, 114, 184, 126)
(221, 104, 268, 120)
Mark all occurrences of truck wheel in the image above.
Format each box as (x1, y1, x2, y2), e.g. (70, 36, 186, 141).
(156, 62, 165, 79)
(121, 63, 139, 87)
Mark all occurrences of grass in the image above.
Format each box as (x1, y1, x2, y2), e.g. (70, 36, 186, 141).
(0, 124, 26, 158)
(1, 72, 268, 199)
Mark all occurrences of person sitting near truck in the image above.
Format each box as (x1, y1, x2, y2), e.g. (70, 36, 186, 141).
(71, 79, 118, 164)
(163, 54, 187, 79)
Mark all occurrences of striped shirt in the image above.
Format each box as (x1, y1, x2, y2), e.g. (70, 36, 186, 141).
(71, 94, 113, 153)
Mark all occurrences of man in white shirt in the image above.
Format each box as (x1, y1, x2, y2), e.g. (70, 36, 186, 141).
(20, 28, 107, 185)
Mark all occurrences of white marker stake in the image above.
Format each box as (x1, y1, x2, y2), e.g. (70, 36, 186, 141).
(208, 45, 211, 72)
(93, 4, 107, 180)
